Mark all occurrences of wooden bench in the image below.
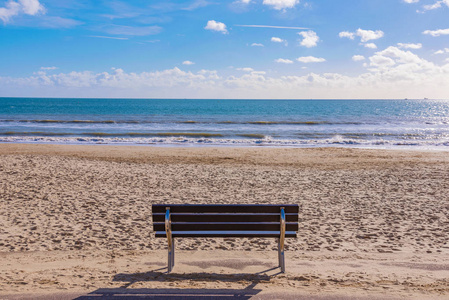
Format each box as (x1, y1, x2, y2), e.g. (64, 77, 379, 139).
(152, 204, 299, 273)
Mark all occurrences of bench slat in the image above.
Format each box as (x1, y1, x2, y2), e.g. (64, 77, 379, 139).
(152, 204, 299, 214)
(152, 213, 298, 223)
(155, 231, 298, 238)
(153, 222, 299, 232)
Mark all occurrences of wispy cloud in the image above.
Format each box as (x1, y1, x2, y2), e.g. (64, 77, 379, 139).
(88, 35, 129, 40)
(100, 25, 162, 36)
(236, 67, 254, 72)
(36, 16, 82, 28)
(235, 24, 309, 30)
(40, 66, 58, 70)
(420, 0, 449, 12)
(182, 0, 212, 11)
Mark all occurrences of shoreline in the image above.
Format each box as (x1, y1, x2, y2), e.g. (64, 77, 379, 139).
(2, 138, 449, 151)
(1, 144, 448, 298)
(2, 140, 449, 152)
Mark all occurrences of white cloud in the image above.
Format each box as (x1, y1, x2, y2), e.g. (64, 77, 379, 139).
(236, 67, 254, 72)
(434, 48, 449, 54)
(356, 29, 384, 42)
(369, 55, 396, 68)
(262, 0, 299, 10)
(397, 43, 422, 49)
(339, 31, 355, 40)
(271, 37, 284, 43)
(368, 46, 434, 72)
(423, 28, 449, 37)
(298, 30, 319, 48)
(40, 66, 58, 70)
(297, 56, 326, 63)
(205, 20, 228, 34)
(422, 0, 449, 11)
(403, 0, 419, 3)
(352, 55, 365, 61)
(182, 61, 195, 65)
(339, 29, 384, 44)
(0, 0, 45, 23)
(251, 43, 264, 47)
(239, 0, 251, 3)
(19, 0, 44, 15)
(275, 58, 293, 64)
(364, 43, 377, 49)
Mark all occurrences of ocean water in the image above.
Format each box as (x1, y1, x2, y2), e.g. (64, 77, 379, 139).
(1, 98, 449, 149)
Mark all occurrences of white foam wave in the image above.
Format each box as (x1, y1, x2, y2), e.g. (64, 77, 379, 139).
(1, 135, 449, 149)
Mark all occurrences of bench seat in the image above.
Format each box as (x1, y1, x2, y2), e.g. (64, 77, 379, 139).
(155, 231, 298, 238)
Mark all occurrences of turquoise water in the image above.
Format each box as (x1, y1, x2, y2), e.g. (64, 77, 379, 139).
(1, 98, 449, 148)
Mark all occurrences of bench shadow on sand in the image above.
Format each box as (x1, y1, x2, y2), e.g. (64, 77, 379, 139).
(73, 266, 281, 299)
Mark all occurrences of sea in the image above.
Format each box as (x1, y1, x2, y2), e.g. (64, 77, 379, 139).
(1, 98, 449, 149)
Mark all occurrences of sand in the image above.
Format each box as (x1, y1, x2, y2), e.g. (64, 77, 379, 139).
(0, 144, 448, 299)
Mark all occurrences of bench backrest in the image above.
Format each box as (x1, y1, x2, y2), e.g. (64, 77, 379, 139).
(152, 204, 299, 238)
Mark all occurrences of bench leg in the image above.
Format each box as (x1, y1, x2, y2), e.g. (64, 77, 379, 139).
(168, 245, 172, 273)
(172, 238, 175, 267)
(278, 238, 285, 273)
(167, 238, 175, 273)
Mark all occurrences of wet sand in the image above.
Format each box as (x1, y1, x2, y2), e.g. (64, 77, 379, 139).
(0, 144, 448, 299)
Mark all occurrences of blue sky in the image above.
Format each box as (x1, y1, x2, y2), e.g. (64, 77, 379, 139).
(1, 0, 449, 99)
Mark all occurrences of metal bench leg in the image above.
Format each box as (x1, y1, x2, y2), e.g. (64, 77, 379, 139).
(165, 208, 174, 273)
(279, 246, 285, 273)
(279, 207, 286, 273)
(278, 239, 281, 266)
(172, 238, 175, 267)
(168, 244, 172, 272)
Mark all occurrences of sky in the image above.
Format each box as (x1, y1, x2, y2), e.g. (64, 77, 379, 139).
(0, 0, 449, 99)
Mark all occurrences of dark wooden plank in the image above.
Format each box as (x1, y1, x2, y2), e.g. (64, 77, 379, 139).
(152, 204, 299, 214)
(152, 213, 298, 223)
(153, 222, 299, 232)
(155, 231, 298, 238)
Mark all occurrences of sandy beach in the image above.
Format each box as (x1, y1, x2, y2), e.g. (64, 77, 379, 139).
(0, 144, 448, 299)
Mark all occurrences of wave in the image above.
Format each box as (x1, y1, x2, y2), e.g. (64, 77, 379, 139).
(1, 135, 448, 149)
(155, 132, 223, 137)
